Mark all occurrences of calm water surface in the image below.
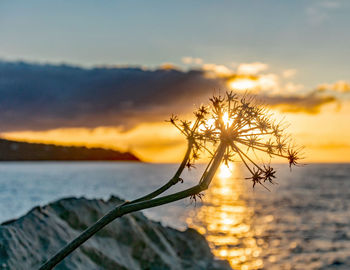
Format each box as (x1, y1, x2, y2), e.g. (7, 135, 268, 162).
(0, 162, 349, 270)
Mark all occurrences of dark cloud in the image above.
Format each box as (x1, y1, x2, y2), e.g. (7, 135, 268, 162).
(0, 61, 223, 131)
(259, 91, 336, 114)
(0, 61, 339, 132)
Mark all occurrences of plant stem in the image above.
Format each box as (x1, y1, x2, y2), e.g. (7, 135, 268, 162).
(130, 140, 193, 203)
(39, 142, 226, 270)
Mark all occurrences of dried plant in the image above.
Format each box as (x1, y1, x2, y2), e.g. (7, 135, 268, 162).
(40, 92, 301, 269)
(169, 92, 302, 190)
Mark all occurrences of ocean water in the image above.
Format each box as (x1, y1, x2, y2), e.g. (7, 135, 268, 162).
(0, 162, 349, 270)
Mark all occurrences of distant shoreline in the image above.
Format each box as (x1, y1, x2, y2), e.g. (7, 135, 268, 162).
(0, 160, 141, 162)
(0, 138, 141, 162)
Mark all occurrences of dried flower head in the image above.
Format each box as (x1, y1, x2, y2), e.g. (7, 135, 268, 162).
(167, 91, 302, 188)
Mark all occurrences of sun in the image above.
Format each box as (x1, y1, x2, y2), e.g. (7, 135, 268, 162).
(218, 162, 233, 178)
(222, 112, 233, 127)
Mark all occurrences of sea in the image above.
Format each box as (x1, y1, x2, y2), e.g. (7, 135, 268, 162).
(0, 162, 349, 270)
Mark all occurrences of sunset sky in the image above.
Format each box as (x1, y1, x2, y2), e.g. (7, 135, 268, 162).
(0, 0, 349, 162)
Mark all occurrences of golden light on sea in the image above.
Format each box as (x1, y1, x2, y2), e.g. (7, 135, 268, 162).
(186, 163, 264, 269)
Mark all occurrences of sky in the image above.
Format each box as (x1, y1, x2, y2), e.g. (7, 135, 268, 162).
(0, 0, 349, 162)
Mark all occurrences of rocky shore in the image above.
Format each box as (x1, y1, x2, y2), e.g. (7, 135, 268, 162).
(0, 196, 231, 270)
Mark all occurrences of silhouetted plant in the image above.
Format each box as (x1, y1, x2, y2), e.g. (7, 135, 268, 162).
(40, 92, 301, 269)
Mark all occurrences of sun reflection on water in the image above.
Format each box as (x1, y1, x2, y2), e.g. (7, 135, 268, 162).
(186, 163, 263, 269)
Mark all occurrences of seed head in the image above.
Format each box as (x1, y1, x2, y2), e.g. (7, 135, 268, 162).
(168, 91, 302, 188)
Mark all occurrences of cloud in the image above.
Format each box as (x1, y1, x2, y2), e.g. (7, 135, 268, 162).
(260, 91, 336, 114)
(306, 1, 341, 25)
(317, 80, 350, 93)
(319, 1, 340, 9)
(0, 61, 343, 132)
(237, 62, 268, 75)
(263, 79, 350, 113)
(284, 82, 304, 94)
(202, 63, 233, 77)
(227, 73, 279, 93)
(282, 69, 297, 78)
(160, 63, 179, 70)
(182, 57, 203, 65)
(0, 61, 224, 132)
(256, 73, 279, 91)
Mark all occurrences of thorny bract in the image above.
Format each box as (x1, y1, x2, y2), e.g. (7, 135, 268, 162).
(168, 91, 303, 193)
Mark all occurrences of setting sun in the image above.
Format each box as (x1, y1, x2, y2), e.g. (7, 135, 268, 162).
(219, 162, 234, 178)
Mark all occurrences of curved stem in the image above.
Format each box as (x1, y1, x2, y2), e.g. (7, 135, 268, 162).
(130, 139, 193, 203)
(39, 142, 226, 270)
(199, 143, 226, 188)
(39, 185, 200, 270)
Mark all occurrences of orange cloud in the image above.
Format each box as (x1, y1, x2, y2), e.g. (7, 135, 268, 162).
(160, 63, 178, 70)
(260, 91, 336, 114)
(317, 80, 350, 93)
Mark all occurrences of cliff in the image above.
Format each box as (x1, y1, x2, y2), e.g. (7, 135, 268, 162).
(0, 197, 231, 270)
